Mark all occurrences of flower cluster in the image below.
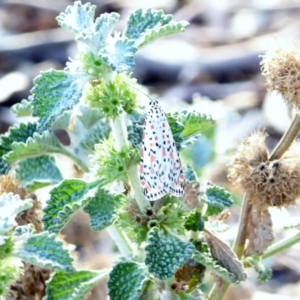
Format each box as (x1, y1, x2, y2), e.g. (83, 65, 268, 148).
(261, 42, 300, 109)
(228, 131, 300, 208)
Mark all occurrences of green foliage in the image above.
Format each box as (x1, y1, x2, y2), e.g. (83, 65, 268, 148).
(0, 193, 33, 236)
(246, 256, 272, 282)
(0, 122, 37, 174)
(11, 98, 33, 117)
(193, 251, 238, 284)
(4, 131, 66, 164)
(145, 227, 195, 279)
(203, 185, 233, 216)
(15, 232, 74, 271)
(42, 179, 100, 233)
(16, 155, 63, 191)
(0, 258, 21, 297)
(127, 110, 146, 149)
(108, 261, 148, 300)
(85, 74, 137, 117)
(180, 112, 215, 139)
(56, 1, 95, 34)
(0, 236, 14, 259)
(31, 69, 89, 131)
(83, 188, 125, 231)
(183, 166, 197, 181)
(184, 212, 204, 232)
(124, 8, 188, 48)
(45, 269, 109, 300)
(0, 2, 254, 300)
(92, 138, 140, 185)
(99, 39, 137, 73)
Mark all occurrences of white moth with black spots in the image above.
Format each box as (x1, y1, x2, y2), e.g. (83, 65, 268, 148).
(139, 99, 184, 201)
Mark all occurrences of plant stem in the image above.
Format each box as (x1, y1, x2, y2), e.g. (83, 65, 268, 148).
(262, 232, 300, 260)
(209, 114, 300, 300)
(269, 114, 300, 160)
(107, 225, 133, 256)
(233, 193, 252, 258)
(128, 164, 151, 212)
(208, 193, 251, 300)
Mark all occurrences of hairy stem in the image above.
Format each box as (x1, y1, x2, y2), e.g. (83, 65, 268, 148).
(269, 113, 300, 160)
(128, 164, 151, 212)
(107, 225, 133, 256)
(233, 193, 252, 258)
(263, 232, 300, 260)
(210, 114, 300, 300)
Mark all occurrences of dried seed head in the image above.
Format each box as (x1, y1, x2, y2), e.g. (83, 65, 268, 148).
(261, 41, 300, 109)
(227, 131, 300, 208)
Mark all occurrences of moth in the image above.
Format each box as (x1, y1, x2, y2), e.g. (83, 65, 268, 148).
(139, 99, 184, 201)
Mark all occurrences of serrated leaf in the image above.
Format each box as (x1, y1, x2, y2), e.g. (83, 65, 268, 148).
(180, 112, 215, 139)
(15, 155, 63, 192)
(193, 251, 238, 284)
(11, 99, 33, 117)
(45, 269, 109, 300)
(99, 39, 137, 73)
(83, 188, 123, 231)
(31, 69, 89, 131)
(183, 166, 197, 181)
(15, 231, 73, 271)
(0, 193, 33, 235)
(42, 179, 100, 234)
(246, 256, 272, 282)
(56, 1, 95, 35)
(77, 13, 119, 54)
(204, 185, 233, 216)
(184, 212, 204, 232)
(124, 8, 188, 48)
(4, 131, 67, 164)
(0, 122, 37, 174)
(79, 121, 110, 153)
(205, 228, 247, 282)
(127, 111, 145, 150)
(108, 261, 148, 300)
(145, 227, 195, 280)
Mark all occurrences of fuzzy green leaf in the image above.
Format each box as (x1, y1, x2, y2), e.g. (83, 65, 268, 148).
(56, 1, 95, 34)
(193, 251, 238, 283)
(4, 131, 67, 164)
(31, 69, 89, 131)
(145, 227, 195, 280)
(180, 112, 215, 139)
(15, 232, 73, 271)
(11, 99, 33, 117)
(99, 39, 137, 73)
(108, 261, 148, 300)
(79, 121, 110, 153)
(42, 179, 100, 234)
(45, 269, 109, 300)
(124, 8, 188, 48)
(184, 212, 204, 232)
(83, 188, 124, 231)
(16, 155, 63, 192)
(127, 111, 145, 150)
(204, 185, 233, 216)
(77, 13, 119, 54)
(0, 122, 37, 174)
(0, 193, 33, 237)
(246, 255, 272, 282)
